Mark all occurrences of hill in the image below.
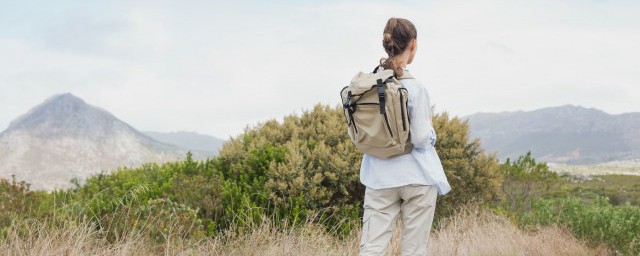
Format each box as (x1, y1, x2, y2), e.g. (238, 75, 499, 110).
(0, 93, 193, 190)
(143, 131, 224, 156)
(463, 105, 640, 164)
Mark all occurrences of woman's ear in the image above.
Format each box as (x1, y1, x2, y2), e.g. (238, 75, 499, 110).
(407, 39, 417, 64)
(411, 39, 417, 53)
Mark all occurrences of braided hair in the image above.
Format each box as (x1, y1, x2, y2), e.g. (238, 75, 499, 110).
(380, 18, 417, 77)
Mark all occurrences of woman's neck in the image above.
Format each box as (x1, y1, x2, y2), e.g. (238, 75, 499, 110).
(395, 51, 411, 69)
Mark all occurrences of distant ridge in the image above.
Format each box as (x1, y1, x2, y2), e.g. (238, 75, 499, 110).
(143, 131, 225, 156)
(0, 93, 200, 190)
(463, 104, 640, 164)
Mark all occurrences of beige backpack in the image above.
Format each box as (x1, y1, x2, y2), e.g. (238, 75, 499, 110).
(340, 66, 413, 159)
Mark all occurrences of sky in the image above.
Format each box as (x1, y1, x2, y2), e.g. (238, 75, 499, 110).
(1, 0, 639, 139)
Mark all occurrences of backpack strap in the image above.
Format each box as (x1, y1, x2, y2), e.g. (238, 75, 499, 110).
(376, 78, 386, 114)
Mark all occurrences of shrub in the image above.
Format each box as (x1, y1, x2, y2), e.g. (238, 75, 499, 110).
(218, 105, 363, 235)
(218, 105, 503, 233)
(500, 151, 558, 213)
(0, 176, 35, 226)
(0, 103, 505, 240)
(432, 111, 503, 219)
(521, 197, 640, 255)
(135, 198, 204, 242)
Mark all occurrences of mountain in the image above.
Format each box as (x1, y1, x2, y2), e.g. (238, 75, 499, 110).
(463, 105, 640, 164)
(0, 93, 193, 190)
(143, 131, 225, 156)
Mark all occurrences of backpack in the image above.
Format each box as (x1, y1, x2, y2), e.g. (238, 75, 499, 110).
(340, 66, 413, 159)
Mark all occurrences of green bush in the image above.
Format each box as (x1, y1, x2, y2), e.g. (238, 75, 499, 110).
(218, 105, 503, 233)
(549, 174, 640, 207)
(217, 105, 363, 235)
(135, 198, 204, 242)
(521, 197, 640, 255)
(0, 103, 505, 240)
(0, 176, 37, 226)
(432, 111, 502, 219)
(0, 176, 43, 238)
(499, 151, 558, 214)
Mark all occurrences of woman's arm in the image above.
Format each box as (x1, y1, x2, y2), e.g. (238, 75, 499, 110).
(408, 83, 436, 150)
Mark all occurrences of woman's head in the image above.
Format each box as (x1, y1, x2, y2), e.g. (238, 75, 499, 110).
(380, 18, 417, 77)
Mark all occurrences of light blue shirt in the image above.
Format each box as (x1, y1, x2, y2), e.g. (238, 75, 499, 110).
(359, 68, 452, 195)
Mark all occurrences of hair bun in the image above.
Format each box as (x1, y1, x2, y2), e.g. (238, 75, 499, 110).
(383, 32, 392, 42)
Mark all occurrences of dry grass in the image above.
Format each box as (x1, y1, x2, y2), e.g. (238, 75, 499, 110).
(401, 207, 610, 256)
(1, 207, 609, 256)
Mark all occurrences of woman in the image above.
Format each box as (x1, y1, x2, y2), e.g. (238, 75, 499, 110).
(359, 17, 451, 256)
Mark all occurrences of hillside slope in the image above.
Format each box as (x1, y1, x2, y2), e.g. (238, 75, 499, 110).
(463, 105, 640, 164)
(0, 93, 191, 190)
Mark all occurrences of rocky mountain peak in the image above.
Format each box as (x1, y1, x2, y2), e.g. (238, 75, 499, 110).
(3, 93, 128, 139)
(0, 93, 195, 190)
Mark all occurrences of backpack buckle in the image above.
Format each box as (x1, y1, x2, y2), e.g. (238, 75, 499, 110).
(376, 79, 385, 97)
(343, 91, 352, 109)
(343, 91, 357, 115)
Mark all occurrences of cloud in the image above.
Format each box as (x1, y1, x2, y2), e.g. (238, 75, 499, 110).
(0, 0, 639, 139)
(42, 14, 122, 54)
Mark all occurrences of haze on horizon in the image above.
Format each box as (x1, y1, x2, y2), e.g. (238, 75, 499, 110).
(1, 0, 639, 139)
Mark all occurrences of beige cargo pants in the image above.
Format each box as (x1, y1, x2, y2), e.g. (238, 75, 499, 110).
(359, 184, 438, 256)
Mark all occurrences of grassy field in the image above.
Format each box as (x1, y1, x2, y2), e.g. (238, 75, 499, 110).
(550, 174, 640, 206)
(0, 206, 608, 256)
(546, 160, 640, 206)
(548, 159, 640, 176)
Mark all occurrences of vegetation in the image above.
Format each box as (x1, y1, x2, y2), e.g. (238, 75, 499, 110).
(550, 174, 640, 206)
(0, 205, 607, 256)
(0, 176, 39, 228)
(432, 112, 502, 219)
(0, 103, 638, 255)
(520, 197, 640, 255)
(500, 151, 558, 214)
(0, 104, 502, 236)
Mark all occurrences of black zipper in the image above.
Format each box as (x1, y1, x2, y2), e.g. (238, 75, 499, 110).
(398, 88, 407, 131)
(350, 114, 358, 133)
(383, 112, 393, 137)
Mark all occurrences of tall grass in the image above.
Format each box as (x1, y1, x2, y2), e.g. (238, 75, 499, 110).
(1, 205, 608, 256)
(422, 207, 609, 256)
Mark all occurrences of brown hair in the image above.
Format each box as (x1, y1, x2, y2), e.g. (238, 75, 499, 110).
(380, 18, 417, 77)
